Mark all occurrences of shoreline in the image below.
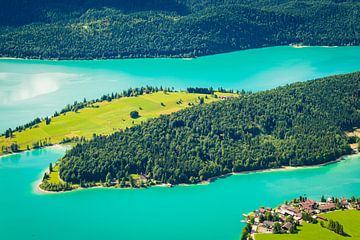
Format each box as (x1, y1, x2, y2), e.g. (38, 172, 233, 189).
(0, 144, 69, 159)
(201, 151, 360, 184)
(35, 151, 360, 194)
(0, 44, 349, 62)
(290, 44, 339, 49)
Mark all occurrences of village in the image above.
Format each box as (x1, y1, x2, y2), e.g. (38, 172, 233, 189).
(242, 196, 360, 237)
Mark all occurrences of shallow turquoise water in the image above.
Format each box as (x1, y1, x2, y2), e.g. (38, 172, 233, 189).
(1, 46, 360, 240)
(0, 148, 359, 240)
(1, 46, 360, 132)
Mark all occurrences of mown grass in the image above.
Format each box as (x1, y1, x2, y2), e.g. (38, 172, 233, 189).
(255, 210, 360, 240)
(1, 91, 236, 153)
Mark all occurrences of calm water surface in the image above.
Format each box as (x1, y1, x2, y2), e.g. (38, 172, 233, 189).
(1, 46, 360, 240)
(0, 147, 359, 240)
(1, 46, 360, 131)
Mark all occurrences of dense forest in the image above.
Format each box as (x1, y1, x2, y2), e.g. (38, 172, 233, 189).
(0, 0, 359, 59)
(58, 72, 360, 185)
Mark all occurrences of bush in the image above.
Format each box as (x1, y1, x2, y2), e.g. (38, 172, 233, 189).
(130, 111, 139, 119)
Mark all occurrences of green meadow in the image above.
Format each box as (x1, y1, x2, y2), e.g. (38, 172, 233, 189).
(47, 164, 62, 184)
(0, 91, 235, 153)
(256, 210, 360, 240)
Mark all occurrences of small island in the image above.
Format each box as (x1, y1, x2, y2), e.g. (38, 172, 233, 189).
(241, 196, 360, 240)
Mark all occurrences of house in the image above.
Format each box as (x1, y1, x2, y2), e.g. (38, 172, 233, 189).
(319, 203, 336, 212)
(280, 205, 300, 216)
(282, 222, 292, 231)
(219, 96, 233, 100)
(340, 198, 349, 208)
(294, 213, 303, 221)
(301, 200, 317, 212)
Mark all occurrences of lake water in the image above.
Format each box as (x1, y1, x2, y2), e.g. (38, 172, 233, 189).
(1, 46, 360, 240)
(1, 46, 360, 132)
(0, 147, 359, 240)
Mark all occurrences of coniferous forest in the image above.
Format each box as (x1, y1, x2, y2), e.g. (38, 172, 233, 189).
(59, 72, 360, 185)
(0, 0, 359, 59)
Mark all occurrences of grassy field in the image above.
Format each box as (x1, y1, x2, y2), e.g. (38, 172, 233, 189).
(1, 91, 236, 153)
(47, 164, 62, 184)
(256, 210, 360, 240)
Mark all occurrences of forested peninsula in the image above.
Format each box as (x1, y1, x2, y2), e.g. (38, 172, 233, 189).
(1, 0, 359, 59)
(55, 72, 360, 188)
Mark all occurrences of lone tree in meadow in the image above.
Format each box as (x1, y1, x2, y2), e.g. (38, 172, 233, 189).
(130, 110, 139, 119)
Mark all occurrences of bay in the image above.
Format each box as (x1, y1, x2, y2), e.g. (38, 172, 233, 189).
(0, 148, 359, 240)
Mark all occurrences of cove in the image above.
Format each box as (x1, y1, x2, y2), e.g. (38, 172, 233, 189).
(1, 46, 360, 132)
(0, 147, 359, 240)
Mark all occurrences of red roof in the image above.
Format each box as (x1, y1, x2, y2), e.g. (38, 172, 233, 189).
(319, 203, 336, 211)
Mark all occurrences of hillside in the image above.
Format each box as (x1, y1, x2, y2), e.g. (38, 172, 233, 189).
(0, 91, 234, 154)
(0, 0, 359, 59)
(58, 72, 360, 185)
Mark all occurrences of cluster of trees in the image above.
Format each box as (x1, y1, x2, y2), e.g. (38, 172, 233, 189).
(60, 136, 87, 144)
(58, 72, 360, 185)
(302, 212, 318, 224)
(240, 223, 253, 240)
(0, 0, 359, 59)
(39, 182, 74, 192)
(40, 163, 74, 191)
(4, 129, 13, 138)
(32, 138, 52, 149)
(272, 222, 282, 234)
(320, 219, 347, 236)
(1, 143, 20, 154)
(187, 87, 214, 94)
(186, 87, 238, 94)
(2, 118, 41, 138)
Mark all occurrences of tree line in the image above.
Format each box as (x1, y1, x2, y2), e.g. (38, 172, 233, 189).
(0, 0, 359, 59)
(58, 72, 360, 185)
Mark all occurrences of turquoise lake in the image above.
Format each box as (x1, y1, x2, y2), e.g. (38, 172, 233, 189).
(0, 147, 360, 240)
(1, 46, 360, 240)
(1, 46, 360, 132)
